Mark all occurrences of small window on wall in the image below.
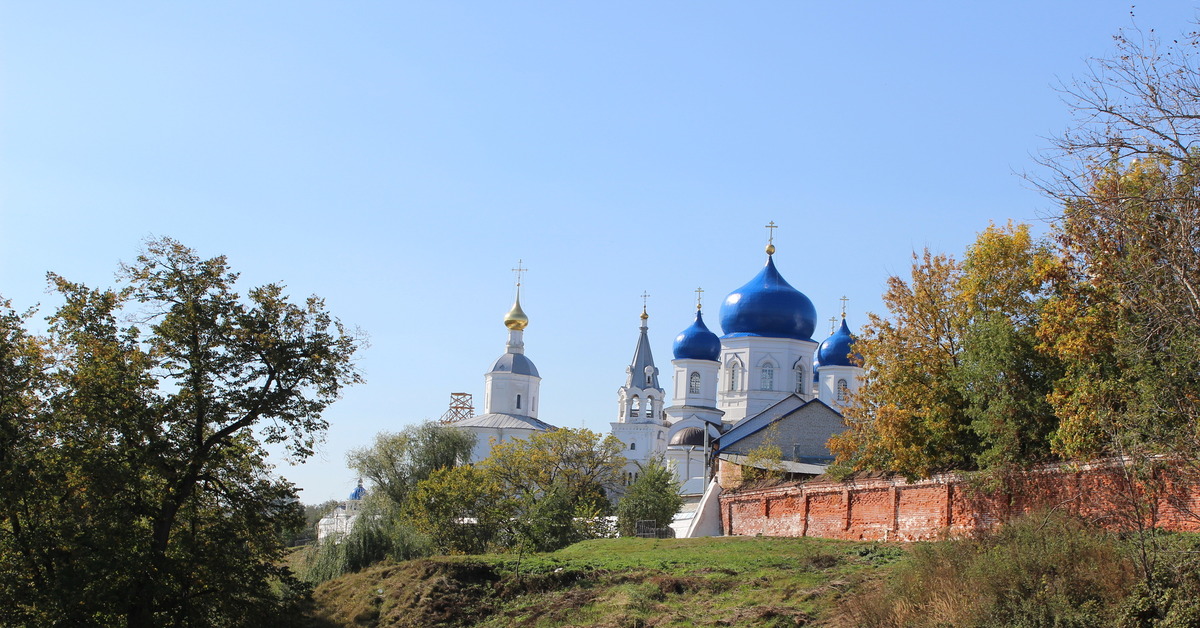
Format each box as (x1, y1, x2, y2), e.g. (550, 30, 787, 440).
(516, 394, 521, 409)
(794, 365, 805, 394)
(727, 363, 741, 391)
(761, 364, 775, 391)
(689, 371, 701, 394)
(837, 379, 849, 402)
(631, 442, 636, 451)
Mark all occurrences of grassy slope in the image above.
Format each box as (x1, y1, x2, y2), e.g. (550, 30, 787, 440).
(305, 536, 906, 628)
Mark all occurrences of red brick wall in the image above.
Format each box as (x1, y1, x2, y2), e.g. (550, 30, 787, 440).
(719, 459, 1200, 541)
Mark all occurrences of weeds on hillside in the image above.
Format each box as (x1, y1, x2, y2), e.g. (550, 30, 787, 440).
(300, 503, 433, 583)
(840, 511, 1200, 627)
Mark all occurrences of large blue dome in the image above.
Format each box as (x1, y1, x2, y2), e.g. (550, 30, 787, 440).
(673, 309, 721, 361)
(817, 318, 859, 367)
(719, 256, 817, 340)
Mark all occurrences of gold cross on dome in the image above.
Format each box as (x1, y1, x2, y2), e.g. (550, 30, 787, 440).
(765, 220, 778, 245)
(511, 259, 527, 286)
(839, 295, 849, 317)
(829, 316, 838, 335)
(640, 290, 651, 309)
(694, 287, 704, 309)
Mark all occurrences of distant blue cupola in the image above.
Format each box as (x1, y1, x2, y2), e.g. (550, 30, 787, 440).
(349, 479, 367, 500)
(719, 254, 817, 340)
(817, 317, 860, 367)
(673, 308, 721, 361)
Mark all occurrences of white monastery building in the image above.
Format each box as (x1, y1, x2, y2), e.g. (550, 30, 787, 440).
(450, 231, 865, 516)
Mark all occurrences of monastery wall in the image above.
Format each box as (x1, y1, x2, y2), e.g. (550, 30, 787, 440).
(719, 459, 1200, 541)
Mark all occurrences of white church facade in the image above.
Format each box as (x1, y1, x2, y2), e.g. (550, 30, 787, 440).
(450, 235, 865, 503)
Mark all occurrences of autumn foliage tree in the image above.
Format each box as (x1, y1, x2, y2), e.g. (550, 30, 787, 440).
(830, 223, 1058, 479)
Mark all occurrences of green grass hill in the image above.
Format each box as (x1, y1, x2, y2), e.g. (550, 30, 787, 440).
(301, 536, 904, 627)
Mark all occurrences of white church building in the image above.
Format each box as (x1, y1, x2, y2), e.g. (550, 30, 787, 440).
(450, 236, 864, 513)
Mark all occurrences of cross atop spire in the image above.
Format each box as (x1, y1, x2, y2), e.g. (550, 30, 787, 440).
(839, 295, 849, 318)
(640, 290, 650, 321)
(764, 221, 778, 255)
(694, 286, 704, 310)
(511, 259, 527, 287)
(829, 316, 838, 335)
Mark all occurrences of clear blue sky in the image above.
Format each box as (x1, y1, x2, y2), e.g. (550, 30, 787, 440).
(3, 2, 1196, 503)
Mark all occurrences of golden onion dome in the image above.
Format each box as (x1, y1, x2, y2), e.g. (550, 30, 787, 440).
(504, 294, 529, 330)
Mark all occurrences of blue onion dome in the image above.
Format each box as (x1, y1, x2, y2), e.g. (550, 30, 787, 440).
(817, 318, 860, 367)
(673, 308, 721, 361)
(349, 479, 367, 500)
(719, 255, 817, 340)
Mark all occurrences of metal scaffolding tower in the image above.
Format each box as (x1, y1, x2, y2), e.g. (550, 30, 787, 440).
(439, 392, 474, 423)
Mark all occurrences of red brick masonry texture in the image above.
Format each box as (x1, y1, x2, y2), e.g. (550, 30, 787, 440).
(719, 458, 1200, 541)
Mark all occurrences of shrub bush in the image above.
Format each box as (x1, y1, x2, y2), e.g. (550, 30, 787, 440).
(843, 511, 1133, 627)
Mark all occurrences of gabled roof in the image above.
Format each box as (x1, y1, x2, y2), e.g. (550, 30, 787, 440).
(717, 396, 841, 453)
(720, 394, 807, 445)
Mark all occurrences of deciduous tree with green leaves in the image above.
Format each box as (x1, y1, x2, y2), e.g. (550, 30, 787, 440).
(0, 238, 362, 627)
(346, 421, 475, 508)
(616, 455, 683, 537)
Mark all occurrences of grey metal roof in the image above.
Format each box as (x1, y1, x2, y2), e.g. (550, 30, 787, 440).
(490, 352, 540, 377)
(450, 412, 556, 431)
(719, 453, 828, 475)
(626, 318, 660, 389)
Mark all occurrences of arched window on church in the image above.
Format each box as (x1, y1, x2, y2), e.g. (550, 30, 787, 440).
(630, 442, 636, 451)
(794, 363, 806, 394)
(645, 396, 654, 418)
(516, 394, 521, 409)
(727, 362, 741, 392)
(760, 363, 775, 391)
(837, 379, 849, 402)
(630, 396, 640, 417)
(689, 371, 701, 394)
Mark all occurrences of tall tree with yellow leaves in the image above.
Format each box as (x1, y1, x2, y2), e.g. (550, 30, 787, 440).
(830, 223, 1059, 478)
